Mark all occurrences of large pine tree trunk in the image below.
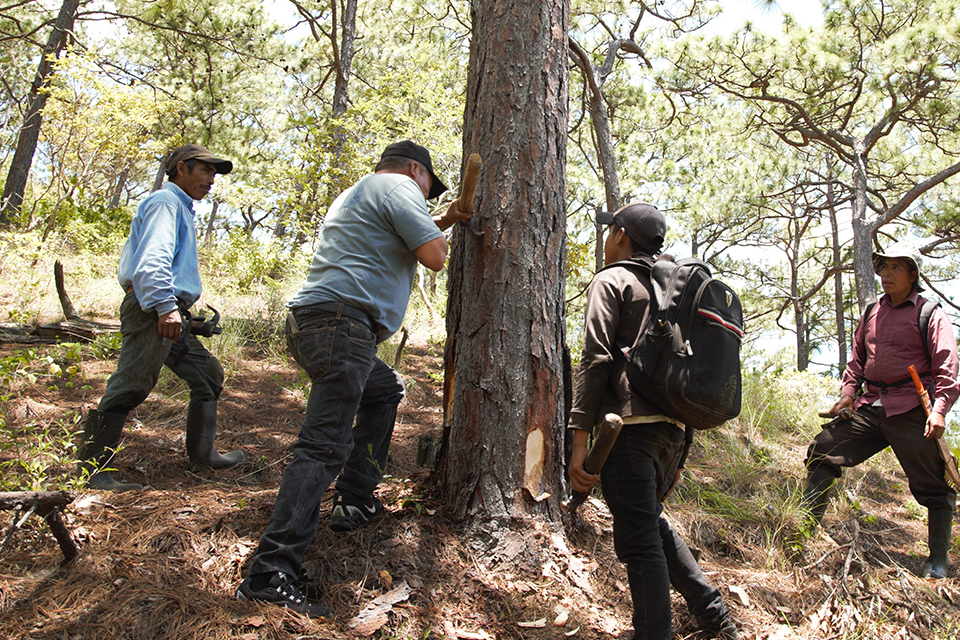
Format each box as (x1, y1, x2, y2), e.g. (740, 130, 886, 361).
(442, 0, 570, 522)
(0, 0, 81, 226)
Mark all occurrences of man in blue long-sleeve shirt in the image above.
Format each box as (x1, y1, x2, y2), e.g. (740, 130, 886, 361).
(78, 144, 245, 491)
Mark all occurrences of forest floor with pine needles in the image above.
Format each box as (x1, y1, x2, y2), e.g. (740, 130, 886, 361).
(1, 333, 959, 640)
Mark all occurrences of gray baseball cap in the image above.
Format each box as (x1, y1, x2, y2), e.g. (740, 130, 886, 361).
(597, 202, 666, 255)
(872, 241, 924, 292)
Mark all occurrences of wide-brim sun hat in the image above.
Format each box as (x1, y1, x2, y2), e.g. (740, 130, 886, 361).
(872, 241, 924, 292)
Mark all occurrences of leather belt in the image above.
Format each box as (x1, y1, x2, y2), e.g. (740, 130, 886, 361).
(296, 301, 374, 330)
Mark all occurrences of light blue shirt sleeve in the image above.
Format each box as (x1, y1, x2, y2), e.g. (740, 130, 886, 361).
(117, 183, 202, 315)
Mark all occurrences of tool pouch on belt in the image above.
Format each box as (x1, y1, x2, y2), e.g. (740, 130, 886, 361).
(168, 304, 223, 367)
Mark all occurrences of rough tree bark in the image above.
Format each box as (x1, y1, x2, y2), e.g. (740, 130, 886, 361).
(330, 0, 357, 123)
(849, 141, 875, 314)
(825, 164, 847, 372)
(442, 0, 570, 522)
(0, 0, 81, 226)
(568, 37, 624, 215)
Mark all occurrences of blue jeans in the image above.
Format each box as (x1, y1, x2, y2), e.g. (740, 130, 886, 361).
(248, 307, 405, 579)
(601, 422, 726, 640)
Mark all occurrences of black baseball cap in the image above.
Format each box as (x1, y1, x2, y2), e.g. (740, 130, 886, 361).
(167, 144, 233, 175)
(380, 140, 447, 200)
(597, 202, 666, 255)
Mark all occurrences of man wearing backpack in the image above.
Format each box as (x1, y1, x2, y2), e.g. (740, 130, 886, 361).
(568, 203, 738, 640)
(804, 242, 958, 579)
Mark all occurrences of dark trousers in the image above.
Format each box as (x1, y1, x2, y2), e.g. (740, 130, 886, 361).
(248, 308, 404, 579)
(601, 422, 726, 640)
(98, 291, 223, 414)
(806, 404, 956, 512)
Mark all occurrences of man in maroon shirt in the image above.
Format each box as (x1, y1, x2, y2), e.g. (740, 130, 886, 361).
(804, 242, 959, 579)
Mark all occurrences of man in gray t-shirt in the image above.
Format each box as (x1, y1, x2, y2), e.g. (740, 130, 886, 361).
(238, 141, 471, 617)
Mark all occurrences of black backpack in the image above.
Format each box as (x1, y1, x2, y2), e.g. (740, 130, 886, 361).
(613, 256, 744, 429)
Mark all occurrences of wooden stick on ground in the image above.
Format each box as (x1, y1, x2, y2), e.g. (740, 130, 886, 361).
(0, 490, 79, 561)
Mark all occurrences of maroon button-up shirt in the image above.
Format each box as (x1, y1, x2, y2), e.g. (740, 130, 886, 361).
(841, 291, 959, 417)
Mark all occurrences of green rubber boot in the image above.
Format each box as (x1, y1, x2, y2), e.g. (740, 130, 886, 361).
(185, 401, 245, 470)
(803, 466, 836, 527)
(920, 509, 953, 579)
(77, 409, 143, 491)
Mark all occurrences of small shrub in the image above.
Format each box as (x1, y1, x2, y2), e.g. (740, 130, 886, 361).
(89, 331, 123, 359)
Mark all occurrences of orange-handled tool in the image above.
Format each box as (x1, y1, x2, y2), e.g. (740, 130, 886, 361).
(908, 365, 960, 487)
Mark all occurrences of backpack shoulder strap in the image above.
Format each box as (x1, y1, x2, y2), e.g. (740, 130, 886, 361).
(918, 299, 939, 356)
(857, 301, 877, 359)
(600, 257, 658, 299)
(601, 256, 666, 330)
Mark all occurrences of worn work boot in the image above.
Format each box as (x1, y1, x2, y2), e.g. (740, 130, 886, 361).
(185, 400, 245, 469)
(76, 409, 143, 491)
(920, 508, 953, 579)
(802, 466, 837, 527)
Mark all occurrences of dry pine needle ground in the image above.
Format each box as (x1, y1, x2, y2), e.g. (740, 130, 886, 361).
(0, 342, 958, 640)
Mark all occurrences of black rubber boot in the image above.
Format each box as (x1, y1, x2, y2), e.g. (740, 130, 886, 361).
(185, 400, 245, 469)
(920, 508, 953, 579)
(77, 409, 143, 491)
(803, 466, 836, 527)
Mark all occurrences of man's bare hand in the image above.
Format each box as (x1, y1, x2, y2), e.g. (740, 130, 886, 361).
(433, 198, 473, 231)
(158, 309, 182, 341)
(925, 411, 946, 440)
(819, 394, 854, 419)
(569, 430, 600, 493)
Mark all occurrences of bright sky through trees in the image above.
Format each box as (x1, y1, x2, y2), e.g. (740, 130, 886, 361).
(710, 0, 825, 33)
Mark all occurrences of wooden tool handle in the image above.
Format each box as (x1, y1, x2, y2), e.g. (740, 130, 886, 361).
(459, 153, 482, 214)
(562, 413, 624, 514)
(583, 413, 624, 475)
(908, 365, 933, 416)
(909, 366, 960, 486)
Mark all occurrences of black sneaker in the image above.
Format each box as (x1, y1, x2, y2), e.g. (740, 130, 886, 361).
(236, 571, 331, 618)
(700, 616, 739, 640)
(328, 493, 384, 531)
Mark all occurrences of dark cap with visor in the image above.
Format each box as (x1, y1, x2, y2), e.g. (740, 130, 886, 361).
(597, 202, 666, 255)
(166, 144, 233, 175)
(380, 140, 448, 200)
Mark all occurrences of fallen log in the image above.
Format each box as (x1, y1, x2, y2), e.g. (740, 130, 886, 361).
(0, 320, 119, 345)
(0, 490, 79, 561)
